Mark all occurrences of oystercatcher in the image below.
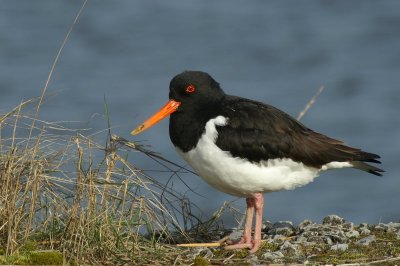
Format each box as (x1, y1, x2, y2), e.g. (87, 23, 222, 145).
(131, 71, 383, 253)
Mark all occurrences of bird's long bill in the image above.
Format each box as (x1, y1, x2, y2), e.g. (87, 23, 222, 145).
(131, 99, 181, 135)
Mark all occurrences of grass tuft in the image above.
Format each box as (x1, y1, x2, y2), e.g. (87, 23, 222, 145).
(0, 100, 199, 264)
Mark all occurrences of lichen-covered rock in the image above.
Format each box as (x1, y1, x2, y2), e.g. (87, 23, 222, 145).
(331, 243, 349, 251)
(345, 229, 360, 238)
(358, 223, 371, 236)
(294, 235, 309, 244)
(298, 220, 348, 245)
(280, 240, 302, 256)
(245, 254, 260, 265)
(262, 251, 284, 261)
(298, 219, 313, 230)
(356, 235, 376, 246)
(374, 223, 388, 232)
(374, 222, 400, 234)
(387, 222, 400, 234)
(262, 220, 273, 233)
(342, 222, 354, 230)
(325, 236, 333, 245)
(323, 215, 345, 226)
(227, 228, 244, 242)
(269, 221, 295, 237)
(186, 247, 213, 260)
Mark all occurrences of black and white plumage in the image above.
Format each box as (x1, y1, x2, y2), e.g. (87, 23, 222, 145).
(132, 70, 383, 252)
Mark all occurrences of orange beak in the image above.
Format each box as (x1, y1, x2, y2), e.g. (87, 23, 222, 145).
(131, 99, 181, 135)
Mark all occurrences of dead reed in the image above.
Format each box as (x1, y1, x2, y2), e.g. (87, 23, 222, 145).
(0, 100, 201, 264)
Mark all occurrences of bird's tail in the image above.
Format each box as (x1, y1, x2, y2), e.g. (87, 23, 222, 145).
(350, 152, 384, 176)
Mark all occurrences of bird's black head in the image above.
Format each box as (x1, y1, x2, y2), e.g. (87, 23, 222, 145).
(169, 71, 225, 113)
(131, 71, 225, 136)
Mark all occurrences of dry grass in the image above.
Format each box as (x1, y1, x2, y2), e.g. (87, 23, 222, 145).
(0, 100, 203, 265)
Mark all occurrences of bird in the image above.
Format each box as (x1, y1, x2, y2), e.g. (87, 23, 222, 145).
(131, 70, 383, 253)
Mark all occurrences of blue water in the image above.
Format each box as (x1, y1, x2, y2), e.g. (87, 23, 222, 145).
(1, 1, 399, 225)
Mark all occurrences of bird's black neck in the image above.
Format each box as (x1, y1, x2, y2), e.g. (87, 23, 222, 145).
(169, 101, 222, 152)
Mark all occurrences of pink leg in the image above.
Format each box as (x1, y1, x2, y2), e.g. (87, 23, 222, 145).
(225, 197, 255, 249)
(241, 197, 255, 244)
(249, 193, 264, 253)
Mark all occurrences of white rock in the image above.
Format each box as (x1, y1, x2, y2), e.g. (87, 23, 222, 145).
(359, 227, 371, 236)
(331, 243, 349, 251)
(323, 215, 345, 225)
(356, 235, 376, 246)
(345, 230, 360, 238)
(262, 251, 285, 260)
(281, 240, 303, 257)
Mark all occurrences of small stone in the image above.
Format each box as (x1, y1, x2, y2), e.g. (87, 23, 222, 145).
(186, 247, 213, 260)
(280, 240, 293, 250)
(308, 236, 326, 245)
(298, 219, 313, 230)
(342, 222, 354, 230)
(269, 221, 295, 237)
(228, 228, 243, 242)
(358, 223, 370, 235)
(359, 222, 369, 228)
(327, 230, 347, 243)
(273, 221, 294, 227)
(272, 234, 285, 240)
(356, 235, 376, 246)
(280, 240, 301, 256)
(270, 234, 288, 245)
(331, 243, 349, 251)
(203, 248, 213, 259)
(374, 223, 388, 232)
(246, 254, 259, 264)
(275, 227, 294, 237)
(262, 251, 285, 260)
(262, 220, 273, 233)
(388, 222, 400, 228)
(345, 230, 360, 238)
(360, 228, 371, 236)
(301, 228, 320, 236)
(324, 236, 333, 245)
(323, 215, 345, 226)
(359, 227, 371, 236)
(300, 230, 317, 239)
(387, 222, 400, 233)
(295, 236, 308, 243)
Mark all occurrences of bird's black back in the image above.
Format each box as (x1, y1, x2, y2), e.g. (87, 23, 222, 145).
(215, 95, 383, 175)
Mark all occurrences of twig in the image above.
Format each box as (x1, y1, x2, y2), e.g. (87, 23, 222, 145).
(222, 253, 236, 264)
(297, 85, 325, 121)
(177, 242, 222, 247)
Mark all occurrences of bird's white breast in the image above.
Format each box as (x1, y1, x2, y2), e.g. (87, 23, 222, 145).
(175, 116, 351, 197)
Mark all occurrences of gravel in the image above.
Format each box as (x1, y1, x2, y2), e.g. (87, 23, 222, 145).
(184, 215, 400, 264)
(245, 215, 398, 263)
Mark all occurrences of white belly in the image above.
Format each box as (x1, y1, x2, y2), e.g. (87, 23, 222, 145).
(176, 116, 351, 197)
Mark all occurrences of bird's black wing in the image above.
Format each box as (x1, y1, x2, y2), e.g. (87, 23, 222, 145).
(216, 95, 383, 175)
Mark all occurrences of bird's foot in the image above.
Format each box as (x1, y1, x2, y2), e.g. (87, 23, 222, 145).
(249, 239, 261, 253)
(224, 239, 261, 253)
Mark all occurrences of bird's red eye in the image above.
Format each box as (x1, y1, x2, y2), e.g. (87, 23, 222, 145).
(185, 85, 196, 93)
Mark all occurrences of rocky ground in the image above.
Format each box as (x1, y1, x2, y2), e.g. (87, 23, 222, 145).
(179, 215, 400, 265)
